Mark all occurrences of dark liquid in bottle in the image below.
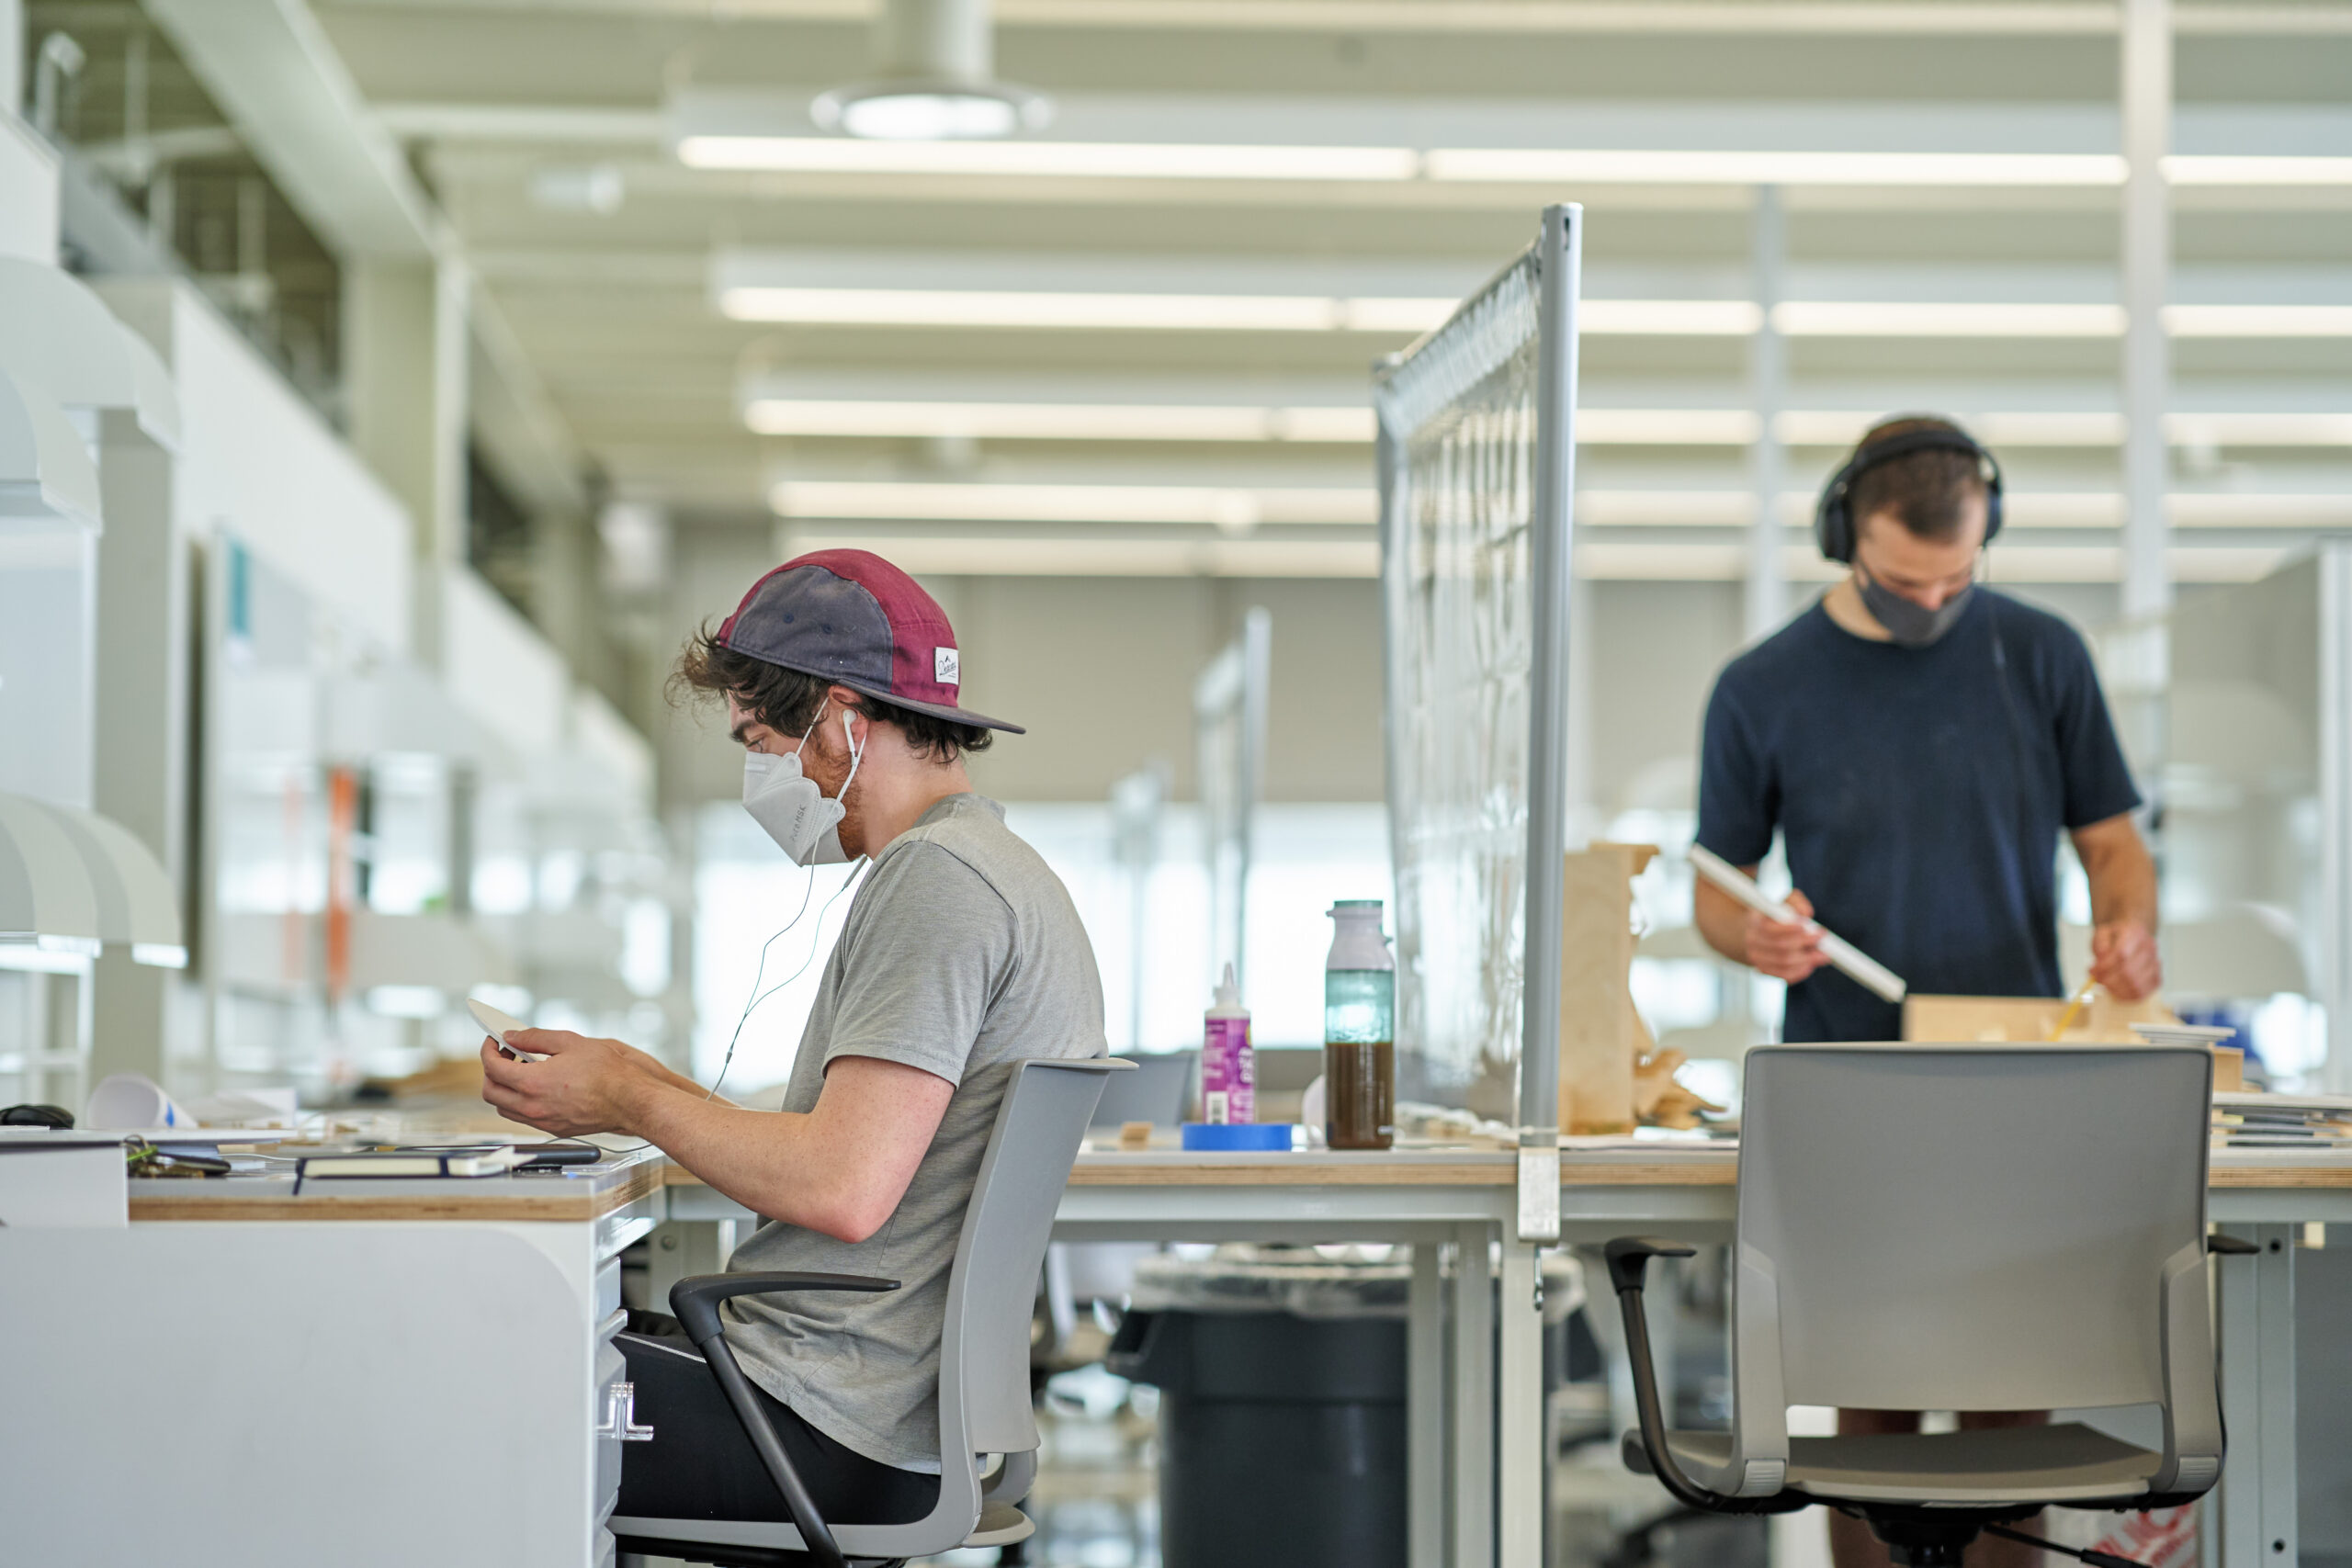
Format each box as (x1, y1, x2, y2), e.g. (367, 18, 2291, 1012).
(1325, 1040, 1395, 1151)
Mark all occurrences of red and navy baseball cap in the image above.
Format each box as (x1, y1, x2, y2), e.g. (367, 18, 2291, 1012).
(717, 548, 1023, 734)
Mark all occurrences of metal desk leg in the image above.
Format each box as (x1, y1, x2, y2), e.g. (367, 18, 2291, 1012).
(2216, 1224, 2297, 1568)
(1410, 1242, 1446, 1568)
(1497, 1241, 1546, 1568)
(643, 1218, 739, 1313)
(1453, 1224, 1496, 1568)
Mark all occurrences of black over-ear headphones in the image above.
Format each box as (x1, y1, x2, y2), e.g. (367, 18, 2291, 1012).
(1814, 419, 2006, 564)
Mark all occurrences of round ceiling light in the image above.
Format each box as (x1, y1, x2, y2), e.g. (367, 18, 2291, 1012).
(811, 80, 1051, 141)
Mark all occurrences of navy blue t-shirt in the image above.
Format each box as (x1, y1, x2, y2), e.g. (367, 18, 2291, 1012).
(1696, 590, 2141, 1043)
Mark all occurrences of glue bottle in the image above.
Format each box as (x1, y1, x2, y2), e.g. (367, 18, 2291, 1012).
(1201, 964, 1254, 1125)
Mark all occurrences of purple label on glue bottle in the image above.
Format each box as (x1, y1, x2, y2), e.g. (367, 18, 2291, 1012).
(1201, 1017, 1255, 1124)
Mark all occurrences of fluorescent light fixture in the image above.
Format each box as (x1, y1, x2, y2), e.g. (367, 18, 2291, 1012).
(1577, 409, 1762, 444)
(744, 398, 1377, 443)
(1423, 149, 2126, 186)
(2165, 155, 2352, 186)
(719, 286, 1375, 331)
(768, 480, 1375, 528)
(2167, 412, 2352, 445)
(676, 133, 2124, 189)
(679, 134, 1421, 179)
(2165, 305, 2352, 337)
(1577, 491, 1753, 526)
(777, 531, 1380, 579)
(723, 287, 2300, 342)
(1774, 301, 2128, 336)
(1582, 299, 1762, 335)
(719, 286, 1756, 333)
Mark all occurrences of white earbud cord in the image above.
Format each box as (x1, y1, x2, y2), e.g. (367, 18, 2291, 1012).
(703, 856, 868, 1103)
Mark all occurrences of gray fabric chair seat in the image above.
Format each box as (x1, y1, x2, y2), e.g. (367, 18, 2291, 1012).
(1657, 1423, 2163, 1505)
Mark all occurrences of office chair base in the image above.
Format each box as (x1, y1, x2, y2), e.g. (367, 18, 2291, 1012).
(613, 1537, 904, 1568)
(1849, 1502, 2043, 1568)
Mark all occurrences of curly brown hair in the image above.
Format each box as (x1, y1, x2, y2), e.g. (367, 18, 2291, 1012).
(669, 623, 995, 763)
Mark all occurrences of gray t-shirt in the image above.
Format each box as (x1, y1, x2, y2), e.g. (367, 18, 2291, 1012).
(721, 792, 1106, 1472)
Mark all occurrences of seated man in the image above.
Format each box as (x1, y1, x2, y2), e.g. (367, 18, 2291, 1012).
(481, 548, 1108, 1529)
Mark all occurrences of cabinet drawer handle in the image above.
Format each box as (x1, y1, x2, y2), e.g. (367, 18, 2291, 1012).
(597, 1382, 656, 1442)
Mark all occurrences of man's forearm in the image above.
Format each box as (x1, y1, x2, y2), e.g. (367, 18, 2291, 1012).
(2084, 838, 2158, 932)
(1693, 878, 1751, 965)
(623, 1079, 833, 1231)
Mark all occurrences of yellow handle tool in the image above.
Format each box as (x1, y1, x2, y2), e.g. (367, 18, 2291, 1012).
(2046, 983, 2100, 1042)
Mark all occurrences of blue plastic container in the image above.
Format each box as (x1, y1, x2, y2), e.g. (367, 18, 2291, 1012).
(1180, 1122, 1295, 1152)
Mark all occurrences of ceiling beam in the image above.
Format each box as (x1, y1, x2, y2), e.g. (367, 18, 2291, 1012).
(143, 0, 441, 259)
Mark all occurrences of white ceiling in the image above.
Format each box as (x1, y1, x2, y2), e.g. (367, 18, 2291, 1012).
(153, 0, 2352, 579)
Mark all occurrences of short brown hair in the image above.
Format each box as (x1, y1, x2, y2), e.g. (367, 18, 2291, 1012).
(670, 624, 995, 763)
(1848, 416, 1992, 543)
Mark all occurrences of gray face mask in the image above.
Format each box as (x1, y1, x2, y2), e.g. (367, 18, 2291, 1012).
(1858, 568, 1973, 649)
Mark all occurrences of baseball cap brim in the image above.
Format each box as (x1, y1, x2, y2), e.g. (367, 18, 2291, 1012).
(785, 665, 1026, 735)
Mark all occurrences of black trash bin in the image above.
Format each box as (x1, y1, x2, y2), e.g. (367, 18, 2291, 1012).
(1109, 1305, 1406, 1568)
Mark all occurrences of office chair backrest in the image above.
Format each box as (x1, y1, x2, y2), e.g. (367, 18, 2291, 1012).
(938, 1056, 1122, 1462)
(1089, 1050, 1195, 1128)
(1738, 1044, 2211, 1415)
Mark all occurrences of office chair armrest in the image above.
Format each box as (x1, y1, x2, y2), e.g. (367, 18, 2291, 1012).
(663, 1272, 899, 1568)
(668, 1271, 899, 1348)
(1604, 1237, 1805, 1518)
(1604, 1236, 1696, 1293)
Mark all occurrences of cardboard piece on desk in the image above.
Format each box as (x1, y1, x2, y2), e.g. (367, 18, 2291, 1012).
(1557, 841, 1657, 1135)
(1634, 1040, 1724, 1131)
(1902, 992, 2180, 1044)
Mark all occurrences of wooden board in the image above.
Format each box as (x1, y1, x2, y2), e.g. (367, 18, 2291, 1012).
(1903, 992, 2179, 1043)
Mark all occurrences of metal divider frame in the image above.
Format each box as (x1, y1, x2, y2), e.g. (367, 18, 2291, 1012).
(1375, 204, 1582, 1240)
(2322, 542, 2352, 1095)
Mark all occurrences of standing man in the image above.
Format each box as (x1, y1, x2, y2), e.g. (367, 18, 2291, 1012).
(478, 548, 1107, 1532)
(1691, 418, 2161, 1568)
(1695, 414, 2160, 1041)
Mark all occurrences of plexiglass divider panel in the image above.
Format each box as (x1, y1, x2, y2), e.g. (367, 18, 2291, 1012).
(1375, 206, 1580, 1124)
(2165, 541, 2352, 1090)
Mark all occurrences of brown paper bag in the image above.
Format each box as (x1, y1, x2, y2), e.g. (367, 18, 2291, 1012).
(1557, 841, 1657, 1134)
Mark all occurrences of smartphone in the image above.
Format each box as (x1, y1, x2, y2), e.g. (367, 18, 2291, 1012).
(468, 998, 548, 1064)
(517, 1141, 605, 1170)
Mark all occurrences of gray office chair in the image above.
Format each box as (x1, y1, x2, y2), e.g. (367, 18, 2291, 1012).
(1611, 1043, 2253, 1568)
(610, 1055, 1131, 1568)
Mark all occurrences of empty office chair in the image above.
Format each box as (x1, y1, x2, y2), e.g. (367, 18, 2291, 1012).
(1609, 1043, 2250, 1568)
(611, 1055, 1131, 1568)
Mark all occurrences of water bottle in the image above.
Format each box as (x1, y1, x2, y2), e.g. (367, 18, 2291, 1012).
(1324, 900, 1395, 1151)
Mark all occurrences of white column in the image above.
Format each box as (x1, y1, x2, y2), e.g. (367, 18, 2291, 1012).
(2121, 0, 2172, 622)
(91, 410, 189, 1082)
(344, 257, 469, 662)
(1746, 186, 1789, 642)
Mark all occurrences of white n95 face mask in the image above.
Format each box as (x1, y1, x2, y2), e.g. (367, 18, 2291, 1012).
(741, 707, 864, 866)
